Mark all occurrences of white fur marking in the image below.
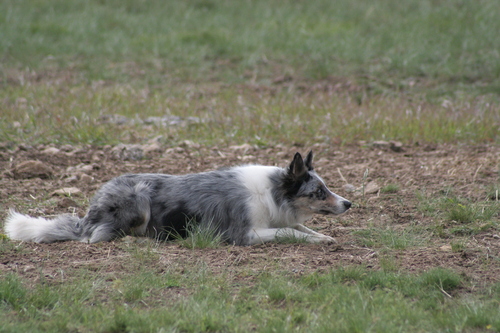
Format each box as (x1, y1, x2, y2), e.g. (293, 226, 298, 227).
(5, 210, 58, 243)
(237, 166, 300, 229)
(247, 226, 335, 245)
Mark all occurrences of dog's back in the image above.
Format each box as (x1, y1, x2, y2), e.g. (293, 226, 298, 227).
(121, 170, 261, 244)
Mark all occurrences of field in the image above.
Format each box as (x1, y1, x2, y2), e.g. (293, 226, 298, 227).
(1, 0, 500, 332)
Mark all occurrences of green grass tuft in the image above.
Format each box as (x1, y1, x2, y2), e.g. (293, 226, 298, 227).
(381, 183, 400, 193)
(352, 226, 430, 250)
(176, 218, 225, 249)
(0, 274, 27, 311)
(2, 264, 499, 332)
(446, 200, 497, 224)
(417, 190, 499, 237)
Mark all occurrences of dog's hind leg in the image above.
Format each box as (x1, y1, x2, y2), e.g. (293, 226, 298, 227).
(84, 180, 152, 242)
(86, 224, 122, 243)
(129, 183, 151, 237)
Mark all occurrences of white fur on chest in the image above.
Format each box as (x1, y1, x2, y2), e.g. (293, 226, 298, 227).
(236, 165, 302, 228)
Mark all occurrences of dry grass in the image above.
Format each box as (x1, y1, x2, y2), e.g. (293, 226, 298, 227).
(1, 77, 498, 146)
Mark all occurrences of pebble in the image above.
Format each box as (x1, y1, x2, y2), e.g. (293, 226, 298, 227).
(79, 174, 94, 184)
(13, 160, 53, 179)
(41, 147, 61, 155)
(364, 181, 381, 194)
(111, 144, 144, 161)
(51, 187, 82, 197)
(342, 184, 357, 192)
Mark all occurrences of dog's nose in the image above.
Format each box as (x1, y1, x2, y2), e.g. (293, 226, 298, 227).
(343, 201, 352, 209)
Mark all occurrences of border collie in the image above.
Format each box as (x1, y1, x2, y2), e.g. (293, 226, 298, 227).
(5, 151, 351, 245)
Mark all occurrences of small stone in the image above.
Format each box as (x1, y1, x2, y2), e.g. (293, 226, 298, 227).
(241, 155, 256, 161)
(164, 147, 185, 155)
(357, 140, 368, 146)
(18, 144, 32, 151)
(41, 147, 61, 155)
(66, 164, 95, 175)
(51, 187, 82, 197)
(65, 175, 79, 184)
(78, 164, 95, 174)
(111, 144, 144, 161)
(92, 151, 105, 162)
(143, 142, 162, 155)
(364, 181, 380, 194)
(439, 245, 452, 252)
(229, 143, 253, 152)
(23, 265, 36, 273)
(79, 174, 94, 184)
(389, 141, 404, 152)
(99, 114, 131, 125)
(423, 144, 437, 152)
(180, 140, 201, 149)
(372, 140, 390, 149)
(147, 135, 164, 144)
(57, 197, 79, 208)
(13, 160, 53, 179)
(342, 184, 356, 193)
(60, 145, 75, 152)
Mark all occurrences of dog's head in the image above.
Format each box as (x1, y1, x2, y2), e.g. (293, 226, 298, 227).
(284, 151, 351, 216)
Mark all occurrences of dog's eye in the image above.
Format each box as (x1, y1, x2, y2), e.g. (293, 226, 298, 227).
(308, 188, 325, 199)
(315, 188, 328, 200)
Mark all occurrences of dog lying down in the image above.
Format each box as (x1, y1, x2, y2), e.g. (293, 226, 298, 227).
(5, 151, 351, 245)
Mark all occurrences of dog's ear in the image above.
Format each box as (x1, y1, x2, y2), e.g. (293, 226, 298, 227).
(289, 152, 308, 180)
(304, 150, 314, 171)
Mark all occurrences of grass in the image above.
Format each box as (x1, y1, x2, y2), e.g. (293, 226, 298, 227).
(176, 218, 225, 249)
(1, 262, 499, 333)
(352, 225, 430, 250)
(487, 184, 500, 201)
(1, 0, 500, 93)
(450, 240, 467, 253)
(447, 200, 498, 224)
(1, 83, 498, 147)
(3, 183, 493, 333)
(417, 190, 500, 237)
(381, 183, 400, 194)
(1, 189, 499, 332)
(0, 0, 499, 146)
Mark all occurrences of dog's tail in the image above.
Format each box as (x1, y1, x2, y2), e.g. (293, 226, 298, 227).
(4, 209, 85, 243)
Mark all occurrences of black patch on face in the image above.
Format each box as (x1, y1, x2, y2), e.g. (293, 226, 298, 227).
(281, 171, 311, 199)
(280, 152, 315, 199)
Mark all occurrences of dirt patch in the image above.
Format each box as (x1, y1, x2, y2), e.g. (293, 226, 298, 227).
(1, 142, 499, 288)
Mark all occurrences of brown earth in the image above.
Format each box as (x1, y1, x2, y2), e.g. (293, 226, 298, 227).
(1, 142, 499, 290)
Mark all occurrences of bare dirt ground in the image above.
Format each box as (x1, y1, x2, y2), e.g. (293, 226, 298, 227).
(1, 142, 499, 290)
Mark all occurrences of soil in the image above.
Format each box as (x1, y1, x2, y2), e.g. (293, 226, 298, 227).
(1, 142, 499, 289)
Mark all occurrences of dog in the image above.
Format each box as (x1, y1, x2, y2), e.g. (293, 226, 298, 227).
(5, 151, 351, 245)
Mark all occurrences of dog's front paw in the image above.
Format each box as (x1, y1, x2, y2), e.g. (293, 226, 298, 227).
(315, 235, 336, 244)
(323, 236, 337, 243)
